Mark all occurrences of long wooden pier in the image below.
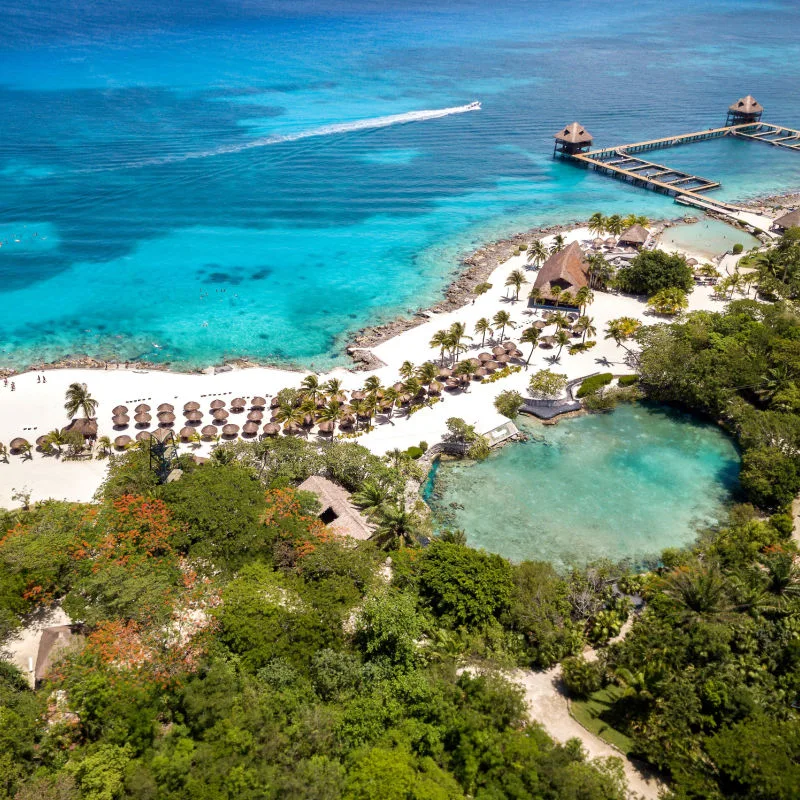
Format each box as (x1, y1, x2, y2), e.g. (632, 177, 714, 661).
(567, 120, 800, 213)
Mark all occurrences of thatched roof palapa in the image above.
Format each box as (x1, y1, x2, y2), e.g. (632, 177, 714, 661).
(532, 241, 590, 303)
(251, 396, 267, 408)
(183, 401, 200, 412)
(729, 95, 763, 115)
(554, 121, 593, 145)
(134, 403, 150, 413)
(618, 224, 650, 247)
(157, 403, 174, 413)
(297, 476, 374, 541)
(774, 210, 800, 230)
(64, 417, 98, 440)
(114, 435, 132, 448)
(179, 427, 195, 441)
(210, 399, 225, 410)
(201, 425, 218, 438)
(112, 405, 128, 416)
(262, 422, 280, 436)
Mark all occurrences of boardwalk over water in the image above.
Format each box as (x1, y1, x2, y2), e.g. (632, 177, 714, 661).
(568, 120, 800, 218)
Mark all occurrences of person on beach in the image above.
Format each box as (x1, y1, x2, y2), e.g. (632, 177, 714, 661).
(42, 375, 46, 383)
(11, 382, 15, 391)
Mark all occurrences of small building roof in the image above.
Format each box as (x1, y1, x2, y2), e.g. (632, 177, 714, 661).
(618, 223, 650, 245)
(35, 625, 83, 684)
(729, 95, 763, 114)
(533, 241, 590, 300)
(774, 209, 800, 229)
(554, 122, 593, 144)
(63, 417, 98, 439)
(297, 475, 374, 541)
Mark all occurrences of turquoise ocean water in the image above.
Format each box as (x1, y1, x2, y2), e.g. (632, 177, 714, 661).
(2, 0, 800, 370)
(425, 405, 740, 568)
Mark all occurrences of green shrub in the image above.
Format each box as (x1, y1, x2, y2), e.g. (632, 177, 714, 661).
(582, 392, 617, 413)
(494, 389, 524, 419)
(467, 436, 491, 461)
(561, 656, 603, 698)
(404, 446, 423, 460)
(618, 374, 639, 387)
(732, 243, 743, 254)
(576, 373, 613, 398)
(418, 441, 428, 452)
(519, 243, 528, 251)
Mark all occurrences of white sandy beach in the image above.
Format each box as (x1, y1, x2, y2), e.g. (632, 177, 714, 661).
(0, 225, 740, 508)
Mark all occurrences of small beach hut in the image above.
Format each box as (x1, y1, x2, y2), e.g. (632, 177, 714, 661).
(247, 410, 263, 421)
(157, 403, 174, 413)
(618, 224, 650, 249)
(114, 435, 131, 449)
(262, 422, 280, 436)
(222, 423, 239, 438)
(251, 396, 266, 408)
(112, 405, 128, 416)
(230, 397, 246, 410)
(152, 428, 172, 443)
(185, 410, 202, 423)
(210, 399, 225, 410)
(553, 122, 593, 156)
(157, 411, 175, 425)
(773, 209, 800, 232)
(212, 408, 229, 421)
(531, 242, 591, 307)
(201, 425, 218, 439)
(134, 403, 151, 413)
(726, 95, 763, 126)
(183, 401, 200, 412)
(179, 427, 195, 442)
(64, 418, 98, 441)
(242, 421, 259, 437)
(112, 414, 129, 428)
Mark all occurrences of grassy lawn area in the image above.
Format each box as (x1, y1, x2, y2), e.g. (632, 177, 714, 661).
(570, 686, 635, 755)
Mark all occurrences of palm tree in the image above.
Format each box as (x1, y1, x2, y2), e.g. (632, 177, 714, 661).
(300, 374, 325, 406)
(381, 386, 400, 418)
(44, 428, 67, 456)
(362, 375, 383, 400)
(587, 253, 612, 290)
(275, 401, 303, 432)
(402, 377, 423, 404)
(448, 321, 472, 362)
(550, 233, 565, 253)
(474, 317, 493, 347)
(605, 214, 624, 236)
(575, 286, 593, 314)
(454, 359, 475, 389)
(96, 435, 113, 458)
(751, 551, 800, 617)
(758, 365, 794, 403)
(492, 310, 515, 341)
(317, 399, 344, 434)
(0, 443, 7, 463)
(550, 286, 563, 309)
(64, 382, 98, 421)
(605, 316, 642, 353)
(323, 377, 343, 397)
(351, 480, 390, 516)
(576, 315, 597, 343)
(399, 360, 416, 380)
(554, 329, 571, 360)
(560, 290, 574, 309)
(551, 311, 569, 331)
(416, 361, 439, 390)
(505, 269, 526, 301)
(370, 505, 420, 550)
(430, 328, 451, 364)
(520, 326, 541, 366)
(17, 441, 32, 460)
(588, 212, 606, 237)
(527, 286, 543, 306)
(662, 563, 729, 616)
(527, 239, 548, 267)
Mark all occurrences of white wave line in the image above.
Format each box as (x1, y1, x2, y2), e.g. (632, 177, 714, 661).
(75, 102, 481, 173)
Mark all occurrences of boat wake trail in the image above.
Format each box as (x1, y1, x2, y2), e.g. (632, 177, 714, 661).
(77, 102, 481, 173)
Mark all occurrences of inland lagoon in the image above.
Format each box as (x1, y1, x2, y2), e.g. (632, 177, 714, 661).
(658, 218, 761, 260)
(424, 404, 740, 569)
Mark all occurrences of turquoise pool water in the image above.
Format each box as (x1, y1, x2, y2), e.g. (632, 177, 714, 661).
(658, 218, 761, 260)
(425, 405, 740, 569)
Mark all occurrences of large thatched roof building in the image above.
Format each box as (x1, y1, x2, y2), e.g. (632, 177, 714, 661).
(553, 122, 593, 156)
(727, 95, 763, 125)
(618, 223, 650, 249)
(773, 209, 800, 232)
(530, 241, 590, 305)
(297, 476, 374, 541)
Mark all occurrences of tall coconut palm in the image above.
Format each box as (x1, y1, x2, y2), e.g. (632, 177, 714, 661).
(560, 290, 575, 309)
(663, 562, 729, 616)
(605, 214, 624, 236)
(588, 212, 606, 237)
(554, 329, 571, 360)
(96, 435, 113, 458)
(416, 361, 439, 390)
(351, 480, 390, 516)
(550, 286, 563, 309)
(575, 286, 594, 314)
(587, 253, 612, 290)
(402, 376, 422, 403)
(323, 377, 344, 397)
(44, 428, 67, 456)
(505, 269, 526, 301)
(362, 375, 383, 400)
(275, 401, 303, 431)
(64, 382, 98, 421)
(317, 399, 344, 435)
(551, 311, 569, 331)
(492, 310, 515, 341)
(751, 551, 800, 617)
(520, 326, 541, 366)
(399, 360, 416, 380)
(299, 374, 325, 406)
(381, 386, 400, 418)
(528, 286, 543, 306)
(474, 317, 493, 347)
(526, 239, 549, 267)
(605, 316, 642, 352)
(370, 505, 420, 550)
(454, 359, 475, 389)
(448, 321, 472, 362)
(0, 443, 7, 463)
(430, 329, 450, 364)
(576, 315, 597, 343)
(550, 233, 565, 253)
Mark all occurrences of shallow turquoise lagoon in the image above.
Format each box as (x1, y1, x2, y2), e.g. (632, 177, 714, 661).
(424, 405, 740, 569)
(658, 218, 761, 260)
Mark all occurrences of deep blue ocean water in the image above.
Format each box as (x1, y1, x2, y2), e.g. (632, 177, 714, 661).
(2, 0, 800, 370)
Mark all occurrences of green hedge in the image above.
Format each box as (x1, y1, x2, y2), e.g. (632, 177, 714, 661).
(576, 373, 613, 398)
(618, 374, 639, 387)
(405, 446, 424, 460)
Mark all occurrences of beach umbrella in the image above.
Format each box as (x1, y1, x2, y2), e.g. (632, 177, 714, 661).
(317, 420, 334, 434)
(428, 381, 443, 395)
(540, 336, 556, 348)
(185, 410, 202, 423)
(112, 405, 128, 416)
(112, 414, 130, 428)
(283, 422, 302, 436)
(247, 409, 263, 421)
(153, 428, 172, 442)
(114, 435, 131, 449)
(687, 257, 698, 266)
(262, 422, 280, 436)
(475, 367, 489, 378)
(496, 353, 511, 363)
(391, 382, 403, 392)
(492, 345, 506, 356)
(438, 367, 453, 378)
(510, 349, 524, 358)
(270, 396, 280, 408)
(179, 427, 195, 442)
(251, 396, 266, 408)
(222, 423, 239, 437)
(9, 438, 29, 453)
(231, 397, 246, 410)
(212, 408, 229, 421)
(134, 403, 150, 413)
(210, 399, 225, 410)
(444, 378, 460, 389)
(157, 411, 176, 425)
(157, 403, 174, 413)
(542, 311, 554, 321)
(339, 415, 356, 428)
(201, 425, 218, 439)
(302, 413, 315, 427)
(183, 401, 200, 412)
(135, 431, 150, 442)
(605, 237, 616, 246)
(333, 392, 347, 405)
(134, 412, 151, 426)
(593, 237, 604, 247)
(533, 320, 547, 329)
(485, 361, 500, 371)
(478, 352, 493, 362)
(467, 358, 481, 368)
(35, 435, 48, 449)
(242, 421, 259, 437)
(351, 390, 365, 401)
(502, 340, 516, 351)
